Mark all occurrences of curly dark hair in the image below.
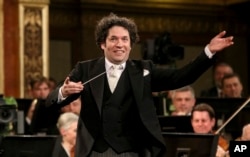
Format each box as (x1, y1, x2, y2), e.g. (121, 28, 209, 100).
(95, 13, 139, 48)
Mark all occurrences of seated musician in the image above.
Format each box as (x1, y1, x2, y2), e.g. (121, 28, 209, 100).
(52, 112, 79, 157)
(25, 76, 51, 134)
(235, 123, 250, 141)
(191, 103, 229, 157)
(170, 85, 196, 116)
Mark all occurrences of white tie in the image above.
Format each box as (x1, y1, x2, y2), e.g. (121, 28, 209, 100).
(108, 65, 123, 93)
(108, 65, 119, 93)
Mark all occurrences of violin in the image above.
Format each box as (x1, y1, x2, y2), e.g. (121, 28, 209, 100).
(218, 135, 229, 151)
(215, 97, 250, 151)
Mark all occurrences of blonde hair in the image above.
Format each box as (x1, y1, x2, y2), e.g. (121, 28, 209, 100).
(57, 112, 79, 130)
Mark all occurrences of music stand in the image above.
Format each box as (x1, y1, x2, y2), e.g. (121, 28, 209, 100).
(162, 132, 219, 157)
(158, 115, 193, 133)
(0, 135, 58, 157)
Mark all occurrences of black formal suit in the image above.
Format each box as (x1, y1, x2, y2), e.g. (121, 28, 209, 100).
(46, 52, 214, 157)
(30, 99, 60, 135)
(52, 137, 69, 157)
(200, 86, 219, 97)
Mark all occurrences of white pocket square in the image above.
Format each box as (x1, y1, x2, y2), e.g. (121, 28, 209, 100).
(143, 69, 150, 76)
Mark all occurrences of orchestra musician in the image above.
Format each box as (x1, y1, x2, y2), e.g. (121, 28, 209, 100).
(52, 112, 79, 157)
(191, 103, 229, 157)
(235, 123, 250, 141)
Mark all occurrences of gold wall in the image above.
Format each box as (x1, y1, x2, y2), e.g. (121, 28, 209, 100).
(50, 0, 249, 95)
(0, 0, 3, 95)
(2, 0, 250, 97)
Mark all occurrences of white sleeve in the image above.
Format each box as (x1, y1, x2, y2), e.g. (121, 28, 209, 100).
(204, 45, 215, 59)
(58, 87, 67, 103)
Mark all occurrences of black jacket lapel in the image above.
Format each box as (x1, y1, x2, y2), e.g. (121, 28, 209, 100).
(127, 60, 144, 107)
(89, 58, 106, 114)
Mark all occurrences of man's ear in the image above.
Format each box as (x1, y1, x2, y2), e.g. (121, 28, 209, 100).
(100, 43, 105, 50)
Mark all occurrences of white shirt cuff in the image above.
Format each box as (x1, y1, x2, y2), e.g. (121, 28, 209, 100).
(58, 87, 67, 102)
(204, 45, 214, 59)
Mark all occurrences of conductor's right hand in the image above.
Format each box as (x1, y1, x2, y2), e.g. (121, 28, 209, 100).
(61, 77, 84, 97)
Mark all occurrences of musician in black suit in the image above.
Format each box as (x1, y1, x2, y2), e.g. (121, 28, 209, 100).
(52, 112, 79, 157)
(52, 137, 68, 157)
(46, 13, 234, 157)
(200, 62, 233, 97)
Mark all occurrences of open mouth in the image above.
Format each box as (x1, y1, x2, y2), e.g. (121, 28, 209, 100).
(114, 50, 124, 54)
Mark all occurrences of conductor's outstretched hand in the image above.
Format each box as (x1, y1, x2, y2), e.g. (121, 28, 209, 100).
(208, 31, 234, 54)
(61, 77, 83, 97)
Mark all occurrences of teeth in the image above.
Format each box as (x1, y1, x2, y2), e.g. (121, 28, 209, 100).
(115, 51, 123, 54)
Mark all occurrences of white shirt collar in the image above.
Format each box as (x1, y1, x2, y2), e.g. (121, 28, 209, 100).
(105, 58, 126, 71)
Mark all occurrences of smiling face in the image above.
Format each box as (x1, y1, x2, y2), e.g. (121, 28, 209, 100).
(101, 26, 131, 64)
(222, 76, 243, 98)
(191, 111, 215, 134)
